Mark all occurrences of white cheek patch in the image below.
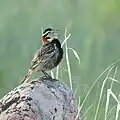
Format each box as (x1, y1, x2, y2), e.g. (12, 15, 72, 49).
(47, 38, 53, 42)
(47, 34, 58, 42)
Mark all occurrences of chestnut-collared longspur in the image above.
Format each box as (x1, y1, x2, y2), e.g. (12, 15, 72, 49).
(22, 28, 63, 83)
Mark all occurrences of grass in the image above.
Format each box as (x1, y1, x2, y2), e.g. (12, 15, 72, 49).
(51, 28, 120, 120)
(77, 60, 120, 120)
(56, 29, 120, 120)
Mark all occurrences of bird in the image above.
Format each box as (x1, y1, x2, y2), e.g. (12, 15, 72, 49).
(22, 28, 63, 84)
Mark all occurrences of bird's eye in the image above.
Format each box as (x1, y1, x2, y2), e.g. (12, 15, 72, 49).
(46, 37, 50, 39)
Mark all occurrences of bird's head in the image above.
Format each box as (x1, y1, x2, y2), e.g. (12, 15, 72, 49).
(41, 28, 58, 44)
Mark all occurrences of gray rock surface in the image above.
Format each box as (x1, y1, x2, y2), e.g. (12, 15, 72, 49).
(0, 76, 80, 120)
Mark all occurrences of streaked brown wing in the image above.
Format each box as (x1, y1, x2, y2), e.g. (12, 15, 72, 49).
(30, 42, 55, 70)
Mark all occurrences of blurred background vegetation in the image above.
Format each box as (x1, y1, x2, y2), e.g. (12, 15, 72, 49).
(0, 0, 120, 119)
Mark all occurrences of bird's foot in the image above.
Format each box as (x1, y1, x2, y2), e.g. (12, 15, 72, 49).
(41, 70, 53, 80)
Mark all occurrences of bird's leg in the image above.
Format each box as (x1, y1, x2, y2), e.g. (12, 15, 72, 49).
(41, 70, 53, 79)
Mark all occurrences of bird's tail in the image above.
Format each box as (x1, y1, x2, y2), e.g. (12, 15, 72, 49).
(21, 69, 33, 84)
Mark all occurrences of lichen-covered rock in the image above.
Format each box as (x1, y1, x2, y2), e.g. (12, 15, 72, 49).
(0, 76, 80, 120)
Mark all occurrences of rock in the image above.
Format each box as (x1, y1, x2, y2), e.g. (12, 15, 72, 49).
(0, 76, 80, 120)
